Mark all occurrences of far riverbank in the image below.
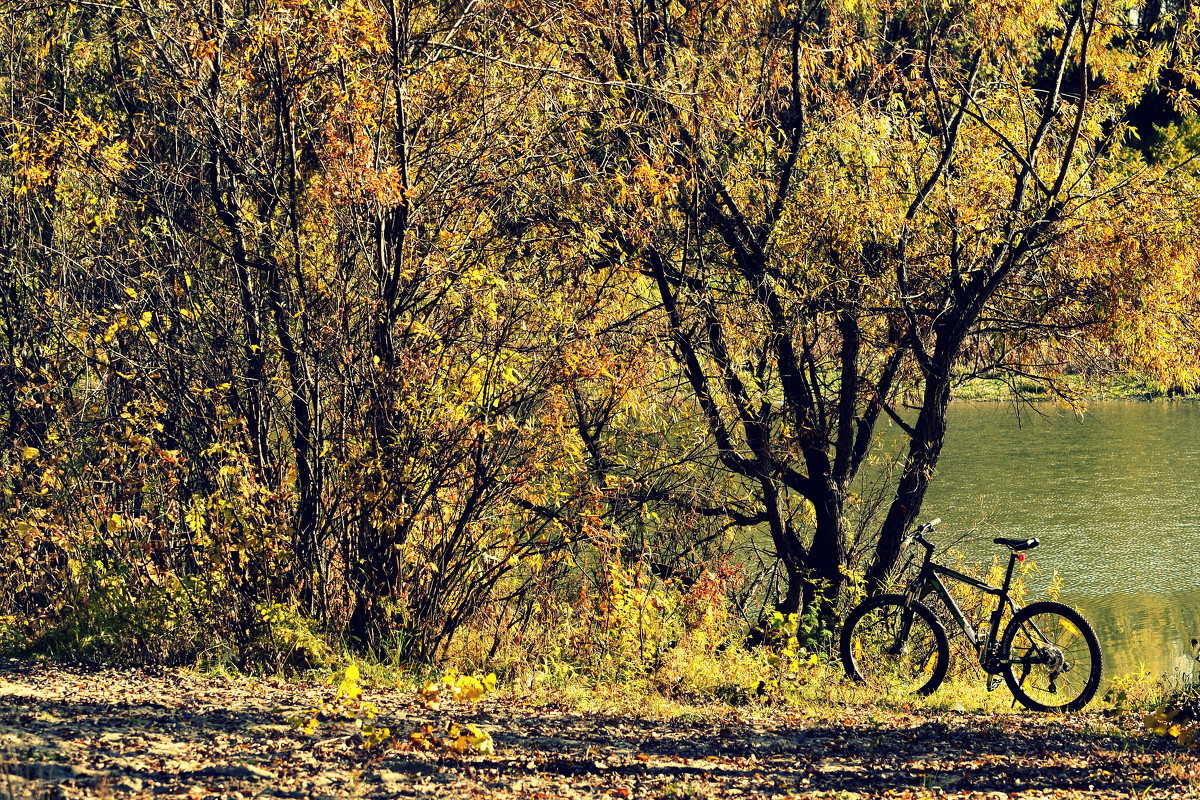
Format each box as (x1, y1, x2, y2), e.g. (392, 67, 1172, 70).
(951, 374, 1199, 403)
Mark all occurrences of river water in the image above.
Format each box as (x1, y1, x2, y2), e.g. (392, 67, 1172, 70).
(917, 400, 1200, 684)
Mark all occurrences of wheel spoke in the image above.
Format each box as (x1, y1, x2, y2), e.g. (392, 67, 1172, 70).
(841, 595, 948, 697)
(1002, 602, 1102, 712)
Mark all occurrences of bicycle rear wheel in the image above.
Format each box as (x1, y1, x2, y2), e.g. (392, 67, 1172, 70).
(1000, 601, 1103, 712)
(840, 594, 950, 696)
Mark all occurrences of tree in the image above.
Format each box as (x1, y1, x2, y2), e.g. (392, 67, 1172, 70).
(97, 0, 625, 658)
(516, 0, 1200, 624)
(2, 0, 1199, 667)
(0, 0, 621, 662)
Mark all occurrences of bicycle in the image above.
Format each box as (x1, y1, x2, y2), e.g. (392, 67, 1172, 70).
(840, 519, 1103, 712)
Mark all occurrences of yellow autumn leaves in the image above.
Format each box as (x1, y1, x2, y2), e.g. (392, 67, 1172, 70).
(420, 668, 498, 705)
(1144, 706, 1200, 749)
(288, 665, 499, 755)
(408, 721, 496, 756)
(412, 668, 499, 754)
(288, 663, 390, 746)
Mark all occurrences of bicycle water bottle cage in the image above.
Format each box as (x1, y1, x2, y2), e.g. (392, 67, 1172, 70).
(994, 537, 1039, 551)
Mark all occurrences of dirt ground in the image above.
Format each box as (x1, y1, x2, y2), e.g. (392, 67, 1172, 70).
(0, 660, 1195, 799)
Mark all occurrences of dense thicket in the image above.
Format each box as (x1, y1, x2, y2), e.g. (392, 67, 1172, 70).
(1, 0, 1198, 667)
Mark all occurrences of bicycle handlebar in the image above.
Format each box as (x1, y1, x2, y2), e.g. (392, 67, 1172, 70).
(901, 518, 941, 550)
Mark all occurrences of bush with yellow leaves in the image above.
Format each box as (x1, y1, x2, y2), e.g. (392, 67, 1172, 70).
(1141, 639, 1200, 750)
(1144, 704, 1200, 749)
(420, 667, 498, 706)
(287, 664, 391, 749)
(408, 721, 496, 755)
(408, 668, 499, 755)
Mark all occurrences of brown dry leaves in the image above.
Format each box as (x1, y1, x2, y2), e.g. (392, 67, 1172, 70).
(0, 661, 1195, 799)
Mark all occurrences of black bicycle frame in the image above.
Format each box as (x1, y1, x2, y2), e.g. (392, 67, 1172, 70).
(906, 535, 1025, 655)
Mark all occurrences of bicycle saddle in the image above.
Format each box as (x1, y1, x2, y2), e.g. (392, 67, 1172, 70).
(994, 537, 1039, 551)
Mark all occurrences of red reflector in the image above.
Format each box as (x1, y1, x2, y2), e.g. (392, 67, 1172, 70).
(1017, 553, 1025, 562)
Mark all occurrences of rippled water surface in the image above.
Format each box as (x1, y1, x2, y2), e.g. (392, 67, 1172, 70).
(920, 401, 1200, 681)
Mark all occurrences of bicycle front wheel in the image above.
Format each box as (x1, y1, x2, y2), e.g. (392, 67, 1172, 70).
(840, 594, 949, 696)
(1000, 601, 1103, 712)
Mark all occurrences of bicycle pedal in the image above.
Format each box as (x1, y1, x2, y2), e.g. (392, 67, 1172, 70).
(987, 675, 1003, 692)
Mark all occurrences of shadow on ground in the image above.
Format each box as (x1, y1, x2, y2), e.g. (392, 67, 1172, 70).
(0, 661, 1193, 799)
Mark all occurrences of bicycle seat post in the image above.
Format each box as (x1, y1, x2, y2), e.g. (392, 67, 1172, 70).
(994, 537, 1038, 599)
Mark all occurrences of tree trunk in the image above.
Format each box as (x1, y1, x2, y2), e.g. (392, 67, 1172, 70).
(866, 341, 958, 591)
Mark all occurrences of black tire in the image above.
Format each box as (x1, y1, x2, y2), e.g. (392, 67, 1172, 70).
(840, 594, 950, 696)
(1000, 601, 1103, 712)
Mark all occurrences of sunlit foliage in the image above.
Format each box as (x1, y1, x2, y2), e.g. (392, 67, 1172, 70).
(0, 0, 1197, 665)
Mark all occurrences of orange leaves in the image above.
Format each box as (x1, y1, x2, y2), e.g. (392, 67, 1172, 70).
(1046, 166, 1200, 392)
(310, 125, 407, 208)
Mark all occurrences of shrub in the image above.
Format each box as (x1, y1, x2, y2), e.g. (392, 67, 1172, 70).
(1142, 639, 1200, 749)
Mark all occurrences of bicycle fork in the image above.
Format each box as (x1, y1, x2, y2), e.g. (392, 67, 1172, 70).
(887, 604, 918, 657)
